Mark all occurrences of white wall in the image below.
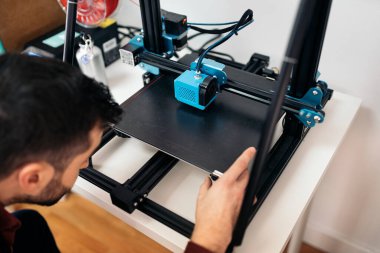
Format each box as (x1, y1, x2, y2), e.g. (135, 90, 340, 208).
(302, 1, 380, 252)
(116, 1, 380, 252)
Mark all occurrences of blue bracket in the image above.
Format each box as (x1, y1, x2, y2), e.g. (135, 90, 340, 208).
(301, 86, 324, 108)
(128, 35, 144, 49)
(127, 35, 160, 75)
(138, 62, 160, 75)
(162, 34, 175, 58)
(292, 84, 327, 127)
(190, 58, 227, 88)
(298, 109, 324, 127)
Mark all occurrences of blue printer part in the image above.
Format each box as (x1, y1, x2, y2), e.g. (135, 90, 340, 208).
(161, 9, 188, 55)
(139, 62, 160, 75)
(291, 80, 329, 127)
(298, 109, 324, 127)
(174, 70, 218, 110)
(129, 35, 144, 49)
(120, 8, 188, 66)
(174, 58, 227, 110)
(121, 34, 227, 111)
(119, 35, 160, 75)
(162, 34, 175, 58)
(190, 58, 227, 87)
(161, 31, 187, 57)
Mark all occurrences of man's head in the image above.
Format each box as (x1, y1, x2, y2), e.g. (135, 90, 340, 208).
(0, 54, 122, 206)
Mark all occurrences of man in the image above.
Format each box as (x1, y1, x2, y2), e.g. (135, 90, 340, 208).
(0, 54, 255, 253)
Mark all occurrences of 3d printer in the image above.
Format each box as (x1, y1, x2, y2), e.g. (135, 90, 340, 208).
(62, 0, 333, 250)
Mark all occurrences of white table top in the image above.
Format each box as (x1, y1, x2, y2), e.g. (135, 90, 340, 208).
(73, 60, 361, 253)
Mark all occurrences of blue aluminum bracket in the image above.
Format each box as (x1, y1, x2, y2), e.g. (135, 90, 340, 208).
(128, 35, 160, 75)
(138, 62, 160, 75)
(190, 58, 227, 88)
(298, 109, 324, 127)
(129, 35, 144, 49)
(301, 86, 324, 108)
(292, 85, 327, 127)
(162, 34, 175, 57)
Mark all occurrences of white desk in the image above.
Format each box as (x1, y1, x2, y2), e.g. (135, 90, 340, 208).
(73, 60, 361, 253)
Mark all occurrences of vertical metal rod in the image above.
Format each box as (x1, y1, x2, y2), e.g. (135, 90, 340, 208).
(63, 0, 78, 64)
(289, 0, 333, 98)
(284, 0, 333, 154)
(139, 0, 164, 54)
(230, 0, 319, 248)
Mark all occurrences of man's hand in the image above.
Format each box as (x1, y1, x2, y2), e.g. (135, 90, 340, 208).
(191, 147, 256, 253)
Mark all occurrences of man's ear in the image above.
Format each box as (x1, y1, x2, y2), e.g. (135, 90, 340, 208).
(17, 162, 55, 195)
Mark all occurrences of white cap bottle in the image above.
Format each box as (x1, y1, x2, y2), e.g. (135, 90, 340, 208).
(76, 34, 108, 85)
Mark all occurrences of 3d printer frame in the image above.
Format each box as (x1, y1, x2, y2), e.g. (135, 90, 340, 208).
(63, 0, 333, 250)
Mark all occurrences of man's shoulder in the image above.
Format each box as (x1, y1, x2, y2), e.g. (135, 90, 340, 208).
(0, 206, 21, 253)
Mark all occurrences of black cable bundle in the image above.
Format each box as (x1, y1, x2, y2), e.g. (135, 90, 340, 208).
(194, 9, 253, 72)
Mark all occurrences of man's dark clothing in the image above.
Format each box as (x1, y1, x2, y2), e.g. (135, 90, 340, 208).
(185, 241, 213, 253)
(0, 206, 20, 253)
(1, 206, 212, 253)
(1, 207, 59, 253)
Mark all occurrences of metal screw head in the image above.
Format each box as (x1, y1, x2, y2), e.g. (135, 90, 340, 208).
(314, 116, 321, 122)
(306, 113, 311, 119)
(194, 71, 202, 80)
(133, 202, 138, 207)
(312, 90, 318, 95)
(137, 37, 141, 42)
(307, 120, 311, 125)
(143, 194, 148, 198)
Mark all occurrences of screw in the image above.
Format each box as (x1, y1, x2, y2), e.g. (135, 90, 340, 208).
(312, 90, 318, 95)
(306, 113, 311, 119)
(194, 71, 202, 80)
(307, 121, 311, 125)
(134, 202, 138, 207)
(143, 194, 148, 198)
(314, 116, 321, 123)
(137, 37, 141, 42)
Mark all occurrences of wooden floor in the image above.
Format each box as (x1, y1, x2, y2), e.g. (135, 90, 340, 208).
(12, 193, 326, 253)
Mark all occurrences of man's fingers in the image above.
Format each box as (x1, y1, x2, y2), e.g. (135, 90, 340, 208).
(237, 167, 249, 184)
(198, 177, 212, 199)
(223, 147, 256, 182)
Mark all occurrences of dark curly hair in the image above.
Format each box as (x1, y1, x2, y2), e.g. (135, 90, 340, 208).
(0, 54, 123, 179)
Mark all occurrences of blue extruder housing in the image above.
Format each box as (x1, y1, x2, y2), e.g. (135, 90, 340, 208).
(174, 70, 217, 110)
(174, 58, 227, 110)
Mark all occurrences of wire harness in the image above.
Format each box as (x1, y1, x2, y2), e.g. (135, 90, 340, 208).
(194, 9, 253, 73)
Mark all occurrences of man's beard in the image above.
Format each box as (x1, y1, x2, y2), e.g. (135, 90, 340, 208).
(11, 173, 71, 206)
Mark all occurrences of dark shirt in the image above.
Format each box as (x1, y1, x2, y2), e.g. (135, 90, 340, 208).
(0, 206, 21, 253)
(185, 241, 213, 253)
(1, 205, 211, 253)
